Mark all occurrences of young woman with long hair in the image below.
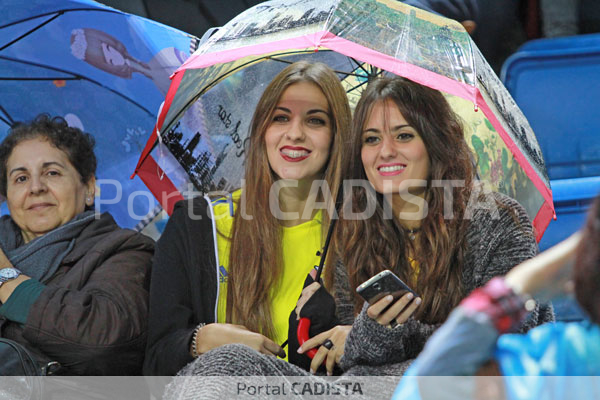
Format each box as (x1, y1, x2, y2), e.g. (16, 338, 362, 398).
(328, 75, 476, 322)
(143, 61, 352, 376)
(305, 76, 555, 375)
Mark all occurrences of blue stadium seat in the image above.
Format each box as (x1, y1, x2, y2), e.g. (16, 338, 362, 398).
(502, 34, 600, 320)
(502, 33, 600, 249)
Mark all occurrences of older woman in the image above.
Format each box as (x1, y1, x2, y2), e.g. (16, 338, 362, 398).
(0, 114, 153, 375)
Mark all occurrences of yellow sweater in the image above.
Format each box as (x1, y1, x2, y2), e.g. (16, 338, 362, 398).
(213, 190, 323, 357)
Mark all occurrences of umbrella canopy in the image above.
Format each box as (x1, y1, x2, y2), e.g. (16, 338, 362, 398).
(0, 0, 196, 230)
(134, 0, 554, 239)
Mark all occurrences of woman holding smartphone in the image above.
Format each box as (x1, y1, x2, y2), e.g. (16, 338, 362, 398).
(143, 61, 352, 376)
(303, 76, 555, 375)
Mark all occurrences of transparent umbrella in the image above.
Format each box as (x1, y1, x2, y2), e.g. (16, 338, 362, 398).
(134, 0, 553, 238)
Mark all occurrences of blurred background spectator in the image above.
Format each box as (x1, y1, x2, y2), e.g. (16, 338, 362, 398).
(98, 0, 600, 75)
(99, 0, 263, 45)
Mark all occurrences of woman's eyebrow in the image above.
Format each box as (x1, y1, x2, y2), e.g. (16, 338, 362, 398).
(8, 166, 27, 177)
(390, 124, 411, 130)
(8, 161, 65, 177)
(363, 124, 411, 133)
(42, 161, 66, 169)
(307, 109, 330, 115)
(363, 127, 380, 134)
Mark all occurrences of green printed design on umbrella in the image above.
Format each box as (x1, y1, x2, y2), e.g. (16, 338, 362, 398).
(447, 94, 545, 215)
(329, 0, 475, 86)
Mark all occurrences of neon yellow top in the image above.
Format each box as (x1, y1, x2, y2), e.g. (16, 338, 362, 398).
(409, 258, 419, 284)
(213, 190, 323, 359)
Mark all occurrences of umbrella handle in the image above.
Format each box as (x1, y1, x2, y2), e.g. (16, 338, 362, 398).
(297, 317, 317, 359)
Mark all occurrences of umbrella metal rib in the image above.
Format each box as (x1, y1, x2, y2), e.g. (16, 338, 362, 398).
(0, 104, 14, 126)
(265, 55, 383, 81)
(0, 12, 62, 51)
(0, 55, 156, 118)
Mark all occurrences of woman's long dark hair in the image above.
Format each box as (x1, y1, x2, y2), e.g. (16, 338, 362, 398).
(327, 77, 475, 324)
(226, 61, 352, 338)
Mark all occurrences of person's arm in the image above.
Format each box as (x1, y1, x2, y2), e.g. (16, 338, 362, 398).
(0, 274, 32, 305)
(0, 247, 45, 325)
(339, 301, 441, 370)
(144, 199, 284, 376)
(144, 201, 204, 376)
(0, 248, 33, 307)
(341, 193, 542, 371)
(504, 232, 581, 301)
(0, 278, 44, 324)
(408, 232, 581, 377)
(411, 278, 529, 376)
(474, 194, 554, 331)
(20, 230, 153, 375)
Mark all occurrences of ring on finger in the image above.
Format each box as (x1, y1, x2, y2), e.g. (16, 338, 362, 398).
(322, 339, 334, 350)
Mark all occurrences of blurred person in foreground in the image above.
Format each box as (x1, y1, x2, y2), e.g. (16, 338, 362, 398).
(0, 114, 154, 375)
(394, 193, 600, 399)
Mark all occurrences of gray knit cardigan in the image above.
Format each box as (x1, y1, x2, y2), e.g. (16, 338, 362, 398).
(333, 191, 554, 375)
(164, 192, 554, 399)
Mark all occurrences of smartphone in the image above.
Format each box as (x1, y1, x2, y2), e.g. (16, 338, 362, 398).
(356, 270, 417, 305)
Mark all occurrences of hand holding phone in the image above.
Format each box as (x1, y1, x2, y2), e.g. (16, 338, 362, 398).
(356, 270, 416, 304)
(356, 270, 421, 327)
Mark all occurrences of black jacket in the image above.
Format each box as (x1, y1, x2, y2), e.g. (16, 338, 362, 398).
(144, 197, 219, 376)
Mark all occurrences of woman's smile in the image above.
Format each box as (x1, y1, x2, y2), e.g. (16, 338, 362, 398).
(279, 145, 311, 162)
(27, 202, 55, 211)
(377, 163, 406, 176)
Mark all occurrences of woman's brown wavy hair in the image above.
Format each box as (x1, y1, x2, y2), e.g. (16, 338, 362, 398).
(326, 77, 475, 324)
(226, 61, 351, 339)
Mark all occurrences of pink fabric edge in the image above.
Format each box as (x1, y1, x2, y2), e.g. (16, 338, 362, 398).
(136, 154, 184, 216)
(475, 91, 554, 207)
(533, 200, 554, 241)
(133, 70, 185, 176)
(177, 31, 329, 72)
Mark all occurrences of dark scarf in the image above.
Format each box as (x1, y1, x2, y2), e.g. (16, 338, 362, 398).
(0, 211, 95, 283)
